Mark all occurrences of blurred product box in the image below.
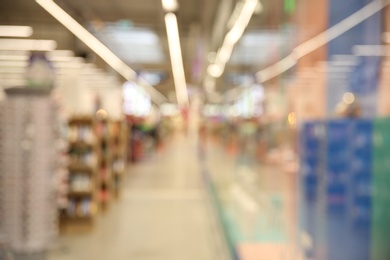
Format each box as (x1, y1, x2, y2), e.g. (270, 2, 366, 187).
(299, 118, 390, 260)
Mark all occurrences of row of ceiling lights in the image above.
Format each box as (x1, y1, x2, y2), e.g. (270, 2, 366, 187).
(162, 0, 189, 108)
(0, 0, 262, 106)
(0, 0, 187, 107)
(219, 0, 390, 102)
(0, 49, 120, 83)
(204, 0, 261, 94)
(2, 0, 389, 105)
(34, 0, 167, 104)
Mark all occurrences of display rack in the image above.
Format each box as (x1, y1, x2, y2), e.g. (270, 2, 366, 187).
(0, 88, 59, 256)
(96, 118, 113, 207)
(110, 120, 128, 197)
(65, 117, 98, 221)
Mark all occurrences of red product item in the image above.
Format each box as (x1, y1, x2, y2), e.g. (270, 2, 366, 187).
(100, 190, 109, 202)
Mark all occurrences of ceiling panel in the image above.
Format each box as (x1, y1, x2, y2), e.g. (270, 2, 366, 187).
(91, 23, 166, 64)
(229, 30, 288, 66)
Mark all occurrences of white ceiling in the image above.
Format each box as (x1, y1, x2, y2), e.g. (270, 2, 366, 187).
(0, 0, 292, 94)
(90, 23, 166, 64)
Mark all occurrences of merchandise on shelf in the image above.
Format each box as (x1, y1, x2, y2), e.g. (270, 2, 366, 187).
(110, 120, 128, 197)
(96, 119, 113, 204)
(66, 199, 96, 218)
(299, 118, 390, 260)
(0, 88, 60, 254)
(371, 118, 390, 259)
(65, 117, 99, 221)
(68, 124, 96, 143)
(69, 175, 93, 193)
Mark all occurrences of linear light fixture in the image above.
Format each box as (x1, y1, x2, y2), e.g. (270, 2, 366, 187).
(0, 26, 33, 37)
(164, 12, 189, 107)
(256, 0, 389, 83)
(204, 76, 216, 93)
(352, 45, 390, 56)
(0, 60, 28, 67)
(47, 50, 75, 61)
(0, 55, 28, 61)
(0, 67, 25, 74)
(0, 39, 57, 51)
(162, 0, 178, 12)
(208, 0, 259, 79)
(36, 0, 167, 104)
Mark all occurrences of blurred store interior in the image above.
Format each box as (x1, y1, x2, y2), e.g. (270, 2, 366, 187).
(0, 0, 390, 259)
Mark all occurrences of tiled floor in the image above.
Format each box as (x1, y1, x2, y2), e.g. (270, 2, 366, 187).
(49, 134, 228, 260)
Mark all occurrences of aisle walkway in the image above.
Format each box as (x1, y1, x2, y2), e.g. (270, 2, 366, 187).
(49, 134, 227, 260)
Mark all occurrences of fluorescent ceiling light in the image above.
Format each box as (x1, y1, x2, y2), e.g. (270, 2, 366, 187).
(54, 60, 84, 69)
(164, 12, 189, 107)
(226, 0, 259, 45)
(0, 55, 28, 61)
(352, 45, 389, 56)
(217, 42, 234, 64)
(208, 0, 259, 79)
(0, 50, 29, 56)
(0, 60, 27, 67)
(47, 50, 75, 61)
(204, 76, 216, 92)
(256, 0, 389, 83)
(0, 26, 33, 37)
(36, 0, 167, 105)
(49, 56, 75, 62)
(0, 39, 57, 51)
(36, 0, 133, 78)
(49, 50, 74, 57)
(207, 64, 224, 78)
(256, 55, 297, 82)
(162, 0, 178, 12)
(254, 1, 263, 14)
(0, 51, 76, 62)
(227, 1, 245, 29)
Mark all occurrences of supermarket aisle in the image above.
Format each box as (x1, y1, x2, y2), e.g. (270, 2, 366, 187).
(49, 133, 226, 260)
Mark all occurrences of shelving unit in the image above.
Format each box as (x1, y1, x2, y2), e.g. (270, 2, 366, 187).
(96, 118, 113, 207)
(0, 88, 59, 255)
(110, 120, 128, 197)
(65, 117, 99, 221)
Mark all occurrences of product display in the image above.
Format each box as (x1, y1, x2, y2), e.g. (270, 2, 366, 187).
(299, 118, 390, 260)
(65, 117, 99, 221)
(0, 88, 59, 254)
(1, 1, 390, 259)
(96, 118, 113, 205)
(66, 199, 96, 218)
(371, 118, 390, 260)
(110, 120, 128, 196)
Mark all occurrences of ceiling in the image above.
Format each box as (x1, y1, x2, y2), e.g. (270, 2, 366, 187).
(0, 0, 293, 99)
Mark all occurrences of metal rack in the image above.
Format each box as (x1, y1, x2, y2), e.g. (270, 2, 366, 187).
(0, 88, 59, 259)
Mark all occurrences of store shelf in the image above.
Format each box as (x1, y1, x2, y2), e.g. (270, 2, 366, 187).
(64, 117, 100, 224)
(0, 89, 60, 253)
(62, 214, 95, 220)
(69, 141, 96, 149)
(110, 120, 129, 197)
(68, 164, 96, 173)
(68, 190, 94, 197)
(69, 117, 94, 125)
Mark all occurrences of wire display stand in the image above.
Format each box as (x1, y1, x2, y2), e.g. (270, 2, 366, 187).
(0, 88, 59, 260)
